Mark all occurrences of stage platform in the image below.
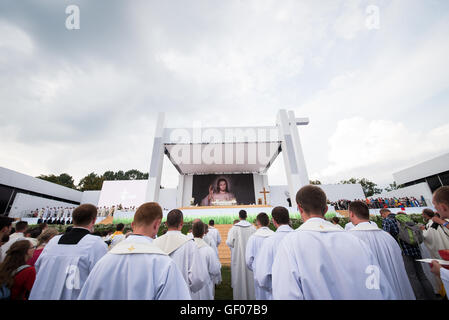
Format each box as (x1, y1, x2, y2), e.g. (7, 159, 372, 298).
(113, 205, 282, 224)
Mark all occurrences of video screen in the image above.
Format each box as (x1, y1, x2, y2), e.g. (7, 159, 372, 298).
(192, 174, 255, 206)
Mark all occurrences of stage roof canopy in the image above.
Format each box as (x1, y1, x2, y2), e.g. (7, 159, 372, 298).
(163, 126, 282, 175)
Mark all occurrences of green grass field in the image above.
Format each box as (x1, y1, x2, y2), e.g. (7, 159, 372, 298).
(214, 266, 233, 300)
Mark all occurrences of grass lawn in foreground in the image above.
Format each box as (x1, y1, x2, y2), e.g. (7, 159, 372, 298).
(214, 266, 233, 300)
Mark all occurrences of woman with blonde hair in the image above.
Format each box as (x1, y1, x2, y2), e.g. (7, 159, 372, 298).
(26, 228, 59, 266)
(0, 240, 36, 300)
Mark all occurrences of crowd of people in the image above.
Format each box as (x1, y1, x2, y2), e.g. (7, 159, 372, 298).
(0, 186, 448, 300)
(25, 205, 138, 225)
(330, 196, 427, 210)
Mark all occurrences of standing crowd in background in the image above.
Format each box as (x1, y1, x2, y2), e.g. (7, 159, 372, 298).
(331, 196, 427, 210)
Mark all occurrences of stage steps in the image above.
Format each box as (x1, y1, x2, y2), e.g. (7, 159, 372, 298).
(215, 224, 233, 266)
(98, 215, 114, 225)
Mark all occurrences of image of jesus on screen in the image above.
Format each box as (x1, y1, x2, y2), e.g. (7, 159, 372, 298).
(200, 177, 237, 206)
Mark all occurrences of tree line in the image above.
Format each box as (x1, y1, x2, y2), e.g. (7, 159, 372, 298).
(36, 170, 149, 191)
(310, 178, 401, 197)
(37, 171, 400, 197)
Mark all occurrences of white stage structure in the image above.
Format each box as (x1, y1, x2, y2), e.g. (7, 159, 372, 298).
(145, 109, 310, 208)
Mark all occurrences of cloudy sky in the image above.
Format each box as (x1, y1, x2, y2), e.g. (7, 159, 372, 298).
(1, 0, 449, 190)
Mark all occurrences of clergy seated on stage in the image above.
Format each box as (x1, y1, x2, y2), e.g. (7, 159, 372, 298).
(154, 210, 208, 297)
(78, 202, 191, 300)
(272, 185, 396, 300)
(226, 209, 256, 300)
(348, 201, 416, 300)
(191, 221, 222, 300)
(245, 212, 274, 300)
(254, 206, 293, 300)
(29, 204, 108, 300)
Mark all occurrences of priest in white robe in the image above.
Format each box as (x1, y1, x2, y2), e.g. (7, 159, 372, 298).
(78, 202, 191, 300)
(272, 185, 396, 300)
(348, 201, 416, 299)
(245, 212, 274, 300)
(29, 204, 107, 300)
(254, 206, 293, 300)
(226, 210, 256, 300)
(190, 221, 222, 300)
(208, 219, 222, 248)
(204, 224, 219, 257)
(154, 210, 208, 297)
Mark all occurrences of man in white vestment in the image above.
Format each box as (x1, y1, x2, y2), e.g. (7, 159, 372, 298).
(43, 207, 50, 223)
(272, 185, 396, 300)
(226, 209, 256, 300)
(78, 202, 191, 300)
(245, 212, 274, 300)
(154, 210, 208, 296)
(348, 201, 416, 299)
(109, 223, 126, 249)
(208, 219, 222, 248)
(191, 221, 222, 300)
(29, 204, 107, 300)
(254, 206, 293, 300)
(203, 224, 219, 257)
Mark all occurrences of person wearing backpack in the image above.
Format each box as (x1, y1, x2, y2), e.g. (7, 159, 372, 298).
(381, 208, 436, 300)
(0, 239, 36, 300)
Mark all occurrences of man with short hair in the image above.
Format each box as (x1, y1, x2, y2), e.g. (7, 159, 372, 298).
(154, 209, 207, 296)
(78, 202, 191, 300)
(29, 204, 108, 300)
(0, 216, 15, 262)
(0, 220, 28, 263)
(190, 221, 222, 300)
(254, 206, 293, 299)
(226, 209, 256, 300)
(349, 201, 415, 299)
(245, 212, 274, 300)
(203, 224, 219, 257)
(208, 219, 221, 249)
(109, 223, 126, 248)
(380, 208, 435, 299)
(272, 185, 395, 299)
(430, 186, 449, 230)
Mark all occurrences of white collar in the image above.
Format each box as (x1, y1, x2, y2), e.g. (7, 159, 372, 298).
(235, 220, 252, 227)
(110, 236, 167, 255)
(254, 227, 274, 237)
(350, 221, 380, 231)
(298, 217, 344, 232)
(193, 238, 209, 248)
(154, 230, 191, 255)
(276, 225, 293, 232)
